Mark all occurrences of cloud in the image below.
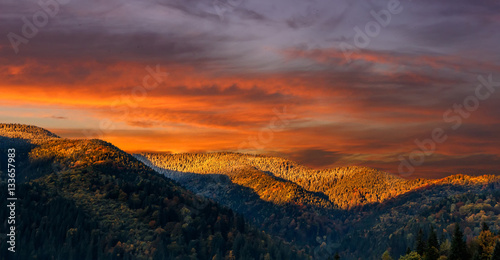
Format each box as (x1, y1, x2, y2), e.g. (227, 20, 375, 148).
(283, 148, 349, 168)
(1, 0, 500, 179)
(48, 116, 67, 120)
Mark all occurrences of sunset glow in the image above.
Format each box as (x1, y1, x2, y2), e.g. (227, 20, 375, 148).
(2, 0, 499, 178)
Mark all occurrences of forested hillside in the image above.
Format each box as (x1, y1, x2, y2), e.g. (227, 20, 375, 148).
(139, 152, 500, 259)
(140, 152, 497, 209)
(0, 124, 307, 260)
(136, 154, 341, 258)
(0, 123, 60, 143)
(1, 124, 499, 260)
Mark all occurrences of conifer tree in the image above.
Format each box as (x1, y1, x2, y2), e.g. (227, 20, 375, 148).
(482, 223, 490, 232)
(425, 227, 440, 260)
(491, 240, 500, 260)
(428, 227, 440, 250)
(417, 229, 426, 256)
(449, 224, 468, 260)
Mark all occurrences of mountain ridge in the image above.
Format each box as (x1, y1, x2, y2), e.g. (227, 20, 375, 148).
(0, 124, 308, 259)
(137, 151, 500, 259)
(2, 124, 500, 259)
(0, 123, 60, 143)
(138, 152, 499, 210)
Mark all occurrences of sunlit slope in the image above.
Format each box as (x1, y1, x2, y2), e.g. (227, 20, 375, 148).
(0, 124, 307, 260)
(138, 152, 500, 259)
(0, 123, 60, 143)
(137, 153, 333, 209)
(140, 152, 422, 208)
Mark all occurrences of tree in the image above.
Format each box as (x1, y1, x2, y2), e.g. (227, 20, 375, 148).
(382, 250, 394, 260)
(440, 239, 451, 256)
(449, 224, 468, 260)
(482, 223, 490, 232)
(417, 229, 426, 256)
(477, 226, 495, 260)
(425, 228, 440, 260)
(428, 228, 440, 251)
(425, 246, 440, 260)
(491, 240, 500, 260)
(399, 252, 422, 260)
(334, 252, 340, 260)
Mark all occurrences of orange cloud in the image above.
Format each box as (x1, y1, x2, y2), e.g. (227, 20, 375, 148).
(2, 49, 500, 179)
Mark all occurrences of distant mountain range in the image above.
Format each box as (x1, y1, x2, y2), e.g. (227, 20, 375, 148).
(1, 124, 499, 260)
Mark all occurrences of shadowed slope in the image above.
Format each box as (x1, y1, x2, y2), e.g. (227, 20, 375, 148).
(140, 152, 426, 209)
(0, 124, 308, 260)
(139, 152, 500, 259)
(136, 154, 341, 258)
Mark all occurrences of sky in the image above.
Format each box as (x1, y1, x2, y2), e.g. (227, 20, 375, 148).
(1, 0, 500, 179)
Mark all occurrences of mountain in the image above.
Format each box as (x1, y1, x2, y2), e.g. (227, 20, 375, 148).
(137, 152, 428, 209)
(2, 124, 499, 260)
(0, 124, 308, 260)
(0, 123, 60, 143)
(137, 152, 500, 259)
